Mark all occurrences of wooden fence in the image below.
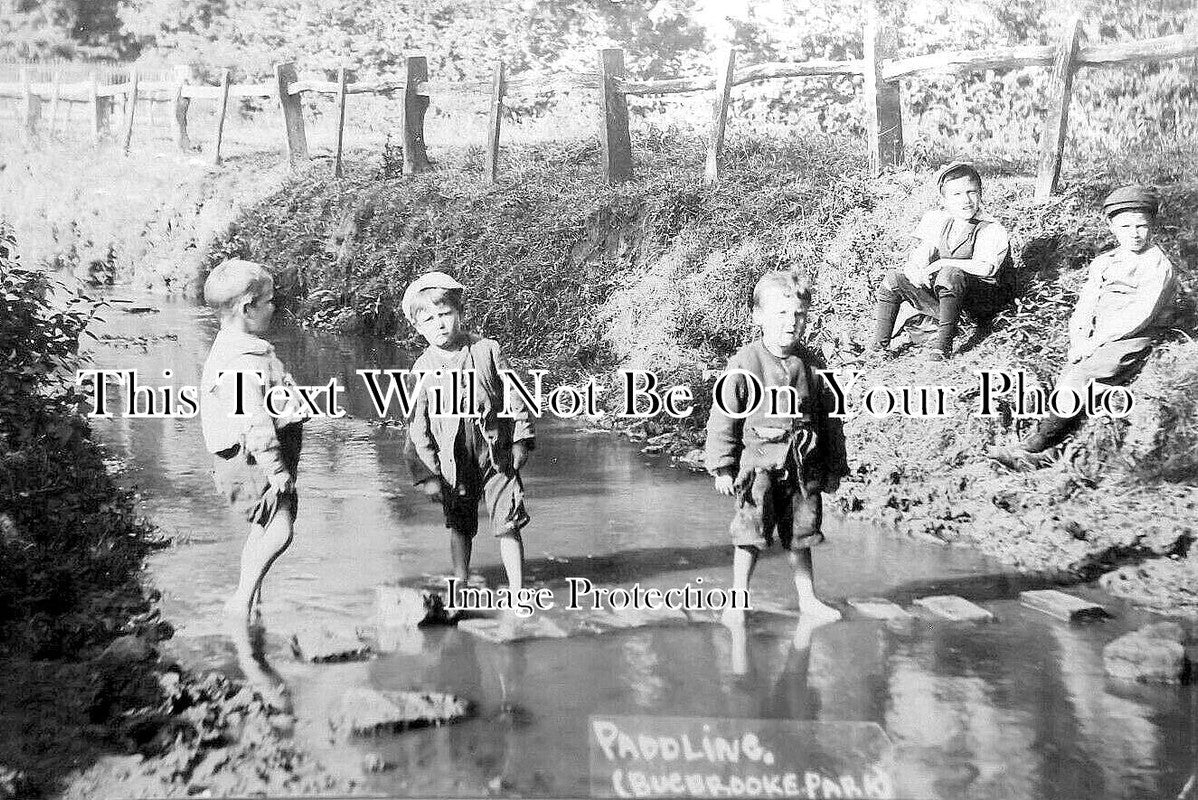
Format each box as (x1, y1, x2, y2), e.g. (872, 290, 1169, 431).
(2, 17, 1195, 199)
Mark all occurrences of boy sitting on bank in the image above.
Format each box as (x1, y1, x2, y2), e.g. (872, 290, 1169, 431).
(200, 259, 309, 633)
(871, 162, 1013, 361)
(989, 186, 1177, 470)
(705, 270, 849, 627)
(402, 272, 534, 606)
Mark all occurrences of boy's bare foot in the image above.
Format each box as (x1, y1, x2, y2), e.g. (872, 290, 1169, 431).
(797, 599, 841, 627)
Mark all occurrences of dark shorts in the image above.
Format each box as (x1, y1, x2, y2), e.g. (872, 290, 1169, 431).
(881, 267, 1010, 324)
(441, 425, 530, 538)
(212, 424, 302, 527)
(729, 467, 824, 551)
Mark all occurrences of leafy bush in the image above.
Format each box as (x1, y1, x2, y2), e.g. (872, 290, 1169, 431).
(0, 262, 158, 656)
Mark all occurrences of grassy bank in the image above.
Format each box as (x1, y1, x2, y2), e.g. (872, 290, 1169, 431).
(0, 145, 291, 294)
(207, 130, 1198, 614)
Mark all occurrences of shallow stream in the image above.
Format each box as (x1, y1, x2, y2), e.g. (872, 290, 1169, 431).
(85, 294, 1196, 800)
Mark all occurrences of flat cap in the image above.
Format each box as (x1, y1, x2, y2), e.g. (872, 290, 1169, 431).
(935, 161, 981, 189)
(1102, 185, 1160, 217)
(401, 271, 465, 322)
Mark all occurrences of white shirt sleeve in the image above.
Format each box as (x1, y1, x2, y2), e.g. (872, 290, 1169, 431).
(970, 220, 1011, 278)
(911, 209, 944, 245)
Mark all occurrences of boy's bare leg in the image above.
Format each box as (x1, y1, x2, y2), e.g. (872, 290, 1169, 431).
(723, 546, 758, 627)
(449, 530, 473, 608)
(225, 507, 295, 629)
(498, 533, 524, 593)
(788, 548, 840, 625)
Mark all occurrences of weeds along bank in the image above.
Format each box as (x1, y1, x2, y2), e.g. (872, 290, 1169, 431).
(0, 146, 291, 293)
(206, 132, 1198, 614)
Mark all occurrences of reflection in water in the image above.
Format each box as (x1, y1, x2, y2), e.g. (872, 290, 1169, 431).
(85, 294, 1197, 799)
(1047, 623, 1160, 799)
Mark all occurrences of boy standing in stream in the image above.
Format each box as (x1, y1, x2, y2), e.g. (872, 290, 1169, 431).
(402, 271, 535, 609)
(705, 270, 849, 627)
(200, 260, 309, 636)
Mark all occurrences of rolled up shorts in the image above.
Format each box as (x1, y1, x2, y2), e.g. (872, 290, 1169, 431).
(211, 424, 302, 527)
(729, 467, 824, 551)
(441, 425, 530, 538)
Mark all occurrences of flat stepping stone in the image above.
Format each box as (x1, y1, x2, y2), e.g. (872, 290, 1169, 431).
(457, 614, 569, 643)
(328, 688, 471, 738)
(847, 597, 914, 622)
(289, 626, 372, 662)
(913, 595, 994, 622)
(1019, 589, 1109, 622)
(606, 605, 690, 627)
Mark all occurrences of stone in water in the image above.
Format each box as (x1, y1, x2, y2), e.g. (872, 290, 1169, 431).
(847, 598, 913, 622)
(912, 595, 994, 622)
(1019, 589, 1109, 622)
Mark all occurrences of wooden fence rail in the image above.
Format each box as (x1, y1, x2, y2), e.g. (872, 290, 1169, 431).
(1, 26, 1195, 197)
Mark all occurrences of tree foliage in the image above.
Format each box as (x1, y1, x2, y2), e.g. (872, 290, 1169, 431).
(0, 0, 131, 58)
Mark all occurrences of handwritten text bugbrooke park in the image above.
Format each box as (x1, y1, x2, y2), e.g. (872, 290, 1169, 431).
(589, 716, 896, 799)
(76, 367, 1135, 421)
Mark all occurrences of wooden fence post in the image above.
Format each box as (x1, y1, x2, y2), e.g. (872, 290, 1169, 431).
(20, 68, 41, 141)
(334, 67, 348, 178)
(1035, 18, 1083, 201)
(90, 72, 108, 143)
(122, 68, 139, 154)
(704, 48, 736, 186)
(274, 62, 309, 166)
(864, 5, 903, 174)
(485, 62, 506, 183)
(172, 64, 192, 151)
(213, 68, 232, 165)
(597, 48, 633, 183)
(48, 71, 62, 138)
(401, 55, 431, 175)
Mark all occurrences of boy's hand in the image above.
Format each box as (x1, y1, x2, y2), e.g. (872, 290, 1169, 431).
(903, 261, 937, 289)
(511, 441, 531, 472)
(821, 475, 841, 495)
(714, 472, 735, 496)
(267, 470, 294, 494)
(418, 478, 443, 502)
(1067, 342, 1095, 364)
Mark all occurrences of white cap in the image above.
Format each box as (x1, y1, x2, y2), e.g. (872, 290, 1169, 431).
(401, 271, 465, 322)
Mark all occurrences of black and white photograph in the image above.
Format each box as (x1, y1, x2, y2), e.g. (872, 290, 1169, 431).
(0, 0, 1195, 797)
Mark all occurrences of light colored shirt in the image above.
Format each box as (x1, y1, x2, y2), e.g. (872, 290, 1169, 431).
(912, 209, 1011, 282)
(1068, 245, 1176, 353)
(199, 328, 309, 472)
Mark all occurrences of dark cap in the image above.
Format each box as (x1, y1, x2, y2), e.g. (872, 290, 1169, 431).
(935, 161, 981, 190)
(1102, 185, 1160, 218)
